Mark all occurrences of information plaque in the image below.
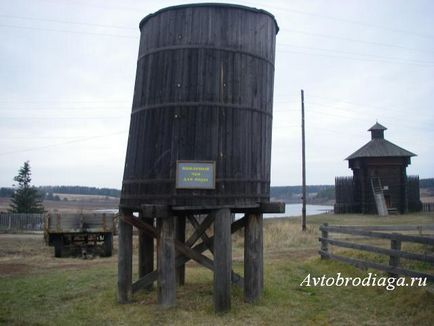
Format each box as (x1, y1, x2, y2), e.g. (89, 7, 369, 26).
(176, 161, 216, 189)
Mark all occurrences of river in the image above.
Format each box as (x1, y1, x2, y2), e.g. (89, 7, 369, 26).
(263, 203, 333, 219)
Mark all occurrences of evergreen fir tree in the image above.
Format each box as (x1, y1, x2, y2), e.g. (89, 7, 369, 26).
(9, 161, 45, 213)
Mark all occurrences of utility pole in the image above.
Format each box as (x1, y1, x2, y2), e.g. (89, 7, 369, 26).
(301, 90, 307, 231)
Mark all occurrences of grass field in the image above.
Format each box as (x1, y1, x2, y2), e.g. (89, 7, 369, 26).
(1, 213, 433, 325)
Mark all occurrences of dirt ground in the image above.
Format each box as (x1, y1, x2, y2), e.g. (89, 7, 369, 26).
(0, 233, 118, 277)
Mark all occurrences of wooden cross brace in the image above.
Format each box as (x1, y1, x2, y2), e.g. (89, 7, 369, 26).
(120, 213, 246, 293)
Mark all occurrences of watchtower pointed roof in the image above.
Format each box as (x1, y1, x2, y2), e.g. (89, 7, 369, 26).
(346, 122, 416, 160)
(368, 122, 387, 131)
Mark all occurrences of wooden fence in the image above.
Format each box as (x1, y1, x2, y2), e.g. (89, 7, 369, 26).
(0, 213, 44, 232)
(423, 203, 434, 212)
(319, 224, 434, 282)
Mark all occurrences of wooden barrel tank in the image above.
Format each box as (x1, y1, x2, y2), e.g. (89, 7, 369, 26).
(120, 3, 279, 210)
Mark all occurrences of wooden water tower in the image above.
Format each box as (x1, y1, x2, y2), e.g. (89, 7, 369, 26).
(117, 3, 283, 313)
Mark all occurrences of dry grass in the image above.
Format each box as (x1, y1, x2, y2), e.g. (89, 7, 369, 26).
(1, 213, 434, 325)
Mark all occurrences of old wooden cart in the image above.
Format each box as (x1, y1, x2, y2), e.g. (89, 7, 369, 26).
(44, 213, 116, 258)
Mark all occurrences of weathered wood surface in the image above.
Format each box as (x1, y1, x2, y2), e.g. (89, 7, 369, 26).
(334, 176, 355, 214)
(389, 237, 401, 278)
(138, 215, 154, 290)
(321, 225, 434, 245)
(319, 237, 434, 263)
(319, 223, 434, 282)
(117, 214, 133, 303)
(319, 250, 434, 282)
(325, 224, 434, 232)
(423, 203, 434, 212)
(320, 222, 329, 260)
(244, 213, 263, 303)
(46, 213, 115, 233)
(132, 215, 248, 293)
(0, 213, 44, 231)
(187, 214, 244, 288)
(185, 214, 214, 248)
(175, 216, 186, 286)
(121, 214, 214, 271)
(213, 208, 232, 313)
(349, 156, 412, 214)
(141, 204, 172, 218)
(157, 217, 176, 307)
(120, 4, 278, 210)
(170, 201, 285, 214)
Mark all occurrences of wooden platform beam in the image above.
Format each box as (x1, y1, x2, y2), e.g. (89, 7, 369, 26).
(117, 210, 133, 303)
(157, 216, 176, 308)
(213, 208, 232, 313)
(244, 213, 263, 303)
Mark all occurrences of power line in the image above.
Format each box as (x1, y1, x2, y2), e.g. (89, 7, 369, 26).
(278, 42, 434, 65)
(0, 106, 129, 111)
(0, 116, 127, 120)
(307, 95, 433, 118)
(31, 0, 147, 13)
(280, 29, 434, 54)
(278, 49, 434, 67)
(2, 10, 433, 56)
(306, 105, 434, 132)
(0, 14, 136, 30)
(0, 99, 129, 103)
(0, 23, 137, 39)
(277, 29, 434, 53)
(241, 1, 434, 39)
(0, 130, 128, 156)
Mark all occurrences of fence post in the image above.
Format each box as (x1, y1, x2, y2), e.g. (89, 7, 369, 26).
(388, 235, 401, 278)
(320, 223, 329, 259)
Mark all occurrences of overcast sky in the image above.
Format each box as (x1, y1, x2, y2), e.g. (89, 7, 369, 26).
(0, 0, 433, 188)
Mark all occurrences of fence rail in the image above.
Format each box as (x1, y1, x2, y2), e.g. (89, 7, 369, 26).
(423, 203, 434, 212)
(0, 214, 44, 231)
(319, 223, 434, 282)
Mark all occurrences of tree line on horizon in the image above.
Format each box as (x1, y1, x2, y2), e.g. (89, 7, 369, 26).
(2, 180, 433, 200)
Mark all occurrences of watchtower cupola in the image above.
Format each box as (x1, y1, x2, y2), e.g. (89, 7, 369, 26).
(368, 122, 387, 140)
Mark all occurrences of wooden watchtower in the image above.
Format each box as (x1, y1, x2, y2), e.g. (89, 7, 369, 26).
(117, 4, 283, 313)
(344, 122, 416, 214)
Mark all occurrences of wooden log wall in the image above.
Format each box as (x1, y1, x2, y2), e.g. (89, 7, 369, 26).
(334, 176, 355, 214)
(407, 175, 422, 212)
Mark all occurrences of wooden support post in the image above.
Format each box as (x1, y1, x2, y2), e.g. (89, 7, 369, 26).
(244, 213, 264, 303)
(117, 210, 133, 303)
(157, 216, 176, 308)
(138, 215, 154, 290)
(389, 236, 401, 278)
(320, 223, 329, 259)
(213, 208, 232, 313)
(176, 215, 186, 286)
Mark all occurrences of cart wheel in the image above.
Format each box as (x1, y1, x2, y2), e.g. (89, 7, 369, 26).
(103, 233, 113, 257)
(54, 236, 64, 258)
